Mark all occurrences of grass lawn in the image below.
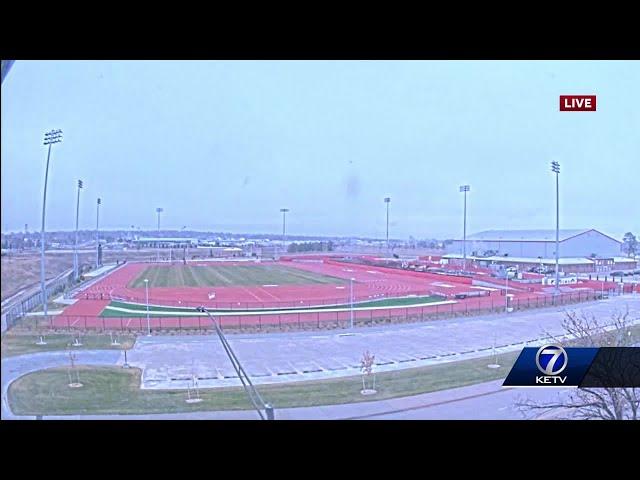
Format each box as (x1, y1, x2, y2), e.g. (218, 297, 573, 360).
(1, 332, 136, 358)
(129, 264, 347, 288)
(100, 295, 447, 317)
(8, 351, 520, 416)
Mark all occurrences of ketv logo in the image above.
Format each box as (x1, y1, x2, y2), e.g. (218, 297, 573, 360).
(535, 345, 568, 384)
(560, 95, 596, 111)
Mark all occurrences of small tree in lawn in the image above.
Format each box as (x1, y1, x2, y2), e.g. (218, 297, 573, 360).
(360, 350, 376, 394)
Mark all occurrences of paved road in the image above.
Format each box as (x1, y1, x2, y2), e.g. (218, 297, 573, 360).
(1, 350, 121, 420)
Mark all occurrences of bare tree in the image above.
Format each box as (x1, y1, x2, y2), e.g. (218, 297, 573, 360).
(360, 350, 376, 393)
(517, 309, 639, 420)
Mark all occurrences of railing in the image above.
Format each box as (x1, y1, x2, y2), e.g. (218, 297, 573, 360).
(2, 268, 77, 331)
(19, 289, 624, 334)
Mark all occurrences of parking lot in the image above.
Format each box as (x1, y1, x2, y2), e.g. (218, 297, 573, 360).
(123, 294, 640, 390)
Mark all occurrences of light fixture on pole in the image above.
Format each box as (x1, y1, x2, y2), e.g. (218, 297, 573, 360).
(144, 278, 151, 336)
(156, 207, 163, 262)
(551, 161, 560, 296)
(459, 185, 470, 271)
(384, 197, 391, 250)
(95, 198, 101, 269)
(350, 277, 355, 329)
(73, 180, 83, 282)
(40, 129, 63, 319)
(280, 208, 289, 256)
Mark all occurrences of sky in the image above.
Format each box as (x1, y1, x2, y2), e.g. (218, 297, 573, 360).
(1, 60, 639, 240)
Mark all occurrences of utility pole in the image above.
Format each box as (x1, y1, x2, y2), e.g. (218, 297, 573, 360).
(551, 162, 560, 295)
(96, 198, 101, 269)
(459, 185, 470, 270)
(384, 197, 391, 250)
(156, 207, 163, 262)
(280, 208, 289, 257)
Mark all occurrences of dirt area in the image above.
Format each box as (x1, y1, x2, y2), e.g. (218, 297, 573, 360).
(1, 248, 168, 301)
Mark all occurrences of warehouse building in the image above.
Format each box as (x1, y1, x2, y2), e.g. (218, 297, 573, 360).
(441, 253, 597, 274)
(447, 229, 622, 258)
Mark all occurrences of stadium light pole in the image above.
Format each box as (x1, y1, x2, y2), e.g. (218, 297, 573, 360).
(144, 278, 151, 336)
(95, 198, 101, 269)
(384, 197, 391, 250)
(551, 162, 560, 296)
(40, 129, 63, 319)
(280, 208, 289, 256)
(459, 185, 470, 271)
(156, 207, 163, 262)
(73, 180, 83, 282)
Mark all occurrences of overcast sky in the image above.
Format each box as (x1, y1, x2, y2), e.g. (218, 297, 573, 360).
(1, 60, 638, 240)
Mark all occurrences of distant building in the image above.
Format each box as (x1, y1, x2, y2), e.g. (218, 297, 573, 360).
(132, 237, 198, 248)
(447, 229, 622, 258)
(442, 254, 596, 274)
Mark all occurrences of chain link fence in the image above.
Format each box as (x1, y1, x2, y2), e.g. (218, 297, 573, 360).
(18, 287, 634, 334)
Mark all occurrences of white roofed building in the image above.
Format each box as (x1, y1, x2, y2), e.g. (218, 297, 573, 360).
(447, 228, 622, 259)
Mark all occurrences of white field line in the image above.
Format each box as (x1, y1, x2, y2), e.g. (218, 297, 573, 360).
(103, 300, 458, 317)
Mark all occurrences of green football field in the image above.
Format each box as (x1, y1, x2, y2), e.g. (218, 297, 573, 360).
(129, 264, 347, 288)
(100, 295, 448, 317)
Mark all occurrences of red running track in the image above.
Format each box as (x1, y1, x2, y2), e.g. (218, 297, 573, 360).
(49, 258, 631, 330)
(49, 288, 607, 330)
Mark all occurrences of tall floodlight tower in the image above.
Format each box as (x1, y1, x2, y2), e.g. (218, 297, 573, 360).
(73, 180, 83, 281)
(551, 161, 560, 295)
(96, 198, 102, 268)
(40, 129, 63, 318)
(280, 208, 289, 256)
(156, 207, 163, 262)
(384, 197, 391, 250)
(459, 185, 470, 270)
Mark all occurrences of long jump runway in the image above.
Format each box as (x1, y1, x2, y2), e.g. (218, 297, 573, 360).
(122, 295, 640, 390)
